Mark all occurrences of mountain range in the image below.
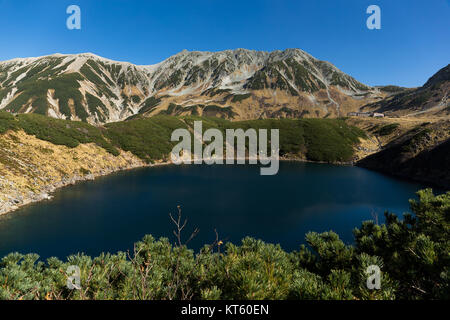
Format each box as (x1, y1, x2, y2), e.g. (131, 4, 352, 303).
(0, 49, 448, 124)
(362, 64, 449, 118)
(0, 49, 385, 124)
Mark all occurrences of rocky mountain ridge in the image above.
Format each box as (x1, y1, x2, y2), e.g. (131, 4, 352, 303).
(361, 64, 449, 118)
(0, 49, 383, 124)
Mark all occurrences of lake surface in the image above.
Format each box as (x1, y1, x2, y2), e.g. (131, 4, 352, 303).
(0, 162, 429, 259)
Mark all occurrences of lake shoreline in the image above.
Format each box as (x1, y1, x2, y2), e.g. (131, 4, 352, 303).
(0, 160, 173, 217)
(0, 160, 426, 260)
(1, 156, 354, 217)
(1, 154, 442, 217)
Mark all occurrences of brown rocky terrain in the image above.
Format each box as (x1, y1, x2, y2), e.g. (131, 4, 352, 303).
(0, 130, 145, 215)
(361, 64, 450, 119)
(0, 49, 385, 124)
(353, 118, 450, 188)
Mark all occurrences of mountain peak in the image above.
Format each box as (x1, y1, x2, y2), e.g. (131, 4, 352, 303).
(0, 48, 381, 124)
(423, 64, 450, 88)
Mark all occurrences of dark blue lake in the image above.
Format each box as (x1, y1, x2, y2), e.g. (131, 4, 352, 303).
(0, 162, 429, 259)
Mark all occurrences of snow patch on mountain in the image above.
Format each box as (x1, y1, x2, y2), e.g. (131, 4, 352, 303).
(0, 48, 379, 123)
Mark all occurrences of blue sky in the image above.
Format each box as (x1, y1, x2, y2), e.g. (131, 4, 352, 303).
(0, 0, 448, 87)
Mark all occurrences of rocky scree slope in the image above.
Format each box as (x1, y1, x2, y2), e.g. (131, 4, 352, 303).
(361, 64, 450, 118)
(0, 49, 382, 124)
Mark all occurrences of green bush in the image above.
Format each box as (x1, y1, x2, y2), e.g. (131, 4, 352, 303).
(374, 123, 399, 136)
(231, 93, 251, 103)
(0, 111, 119, 154)
(0, 111, 18, 134)
(0, 189, 447, 300)
(104, 115, 189, 162)
(0, 111, 366, 163)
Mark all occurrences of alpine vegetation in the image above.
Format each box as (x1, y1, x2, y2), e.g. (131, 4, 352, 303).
(171, 120, 279, 175)
(0, 49, 379, 124)
(0, 189, 448, 300)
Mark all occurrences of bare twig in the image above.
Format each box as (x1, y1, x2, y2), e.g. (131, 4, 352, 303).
(169, 205, 199, 248)
(370, 209, 379, 225)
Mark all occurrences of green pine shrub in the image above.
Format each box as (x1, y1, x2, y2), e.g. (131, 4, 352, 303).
(0, 189, 448, 300)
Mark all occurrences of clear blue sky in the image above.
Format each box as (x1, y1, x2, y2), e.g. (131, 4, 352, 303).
(0, 0, 448, 87)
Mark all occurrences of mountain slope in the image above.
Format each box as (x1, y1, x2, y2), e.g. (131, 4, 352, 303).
(0, 49, 382, 124)
(0, 53, 151, 123)
(361, 64, 450, 118)
(0, 110, 368, 214)
(357, 120, 450, 188)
